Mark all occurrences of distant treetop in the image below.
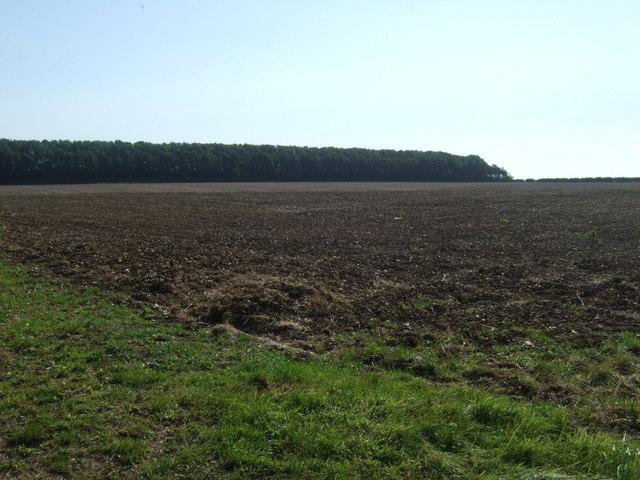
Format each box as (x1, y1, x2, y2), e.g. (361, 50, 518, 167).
(0, 139, 512, 184)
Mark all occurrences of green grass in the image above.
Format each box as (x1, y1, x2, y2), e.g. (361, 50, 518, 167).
(1, 259, 639, 479)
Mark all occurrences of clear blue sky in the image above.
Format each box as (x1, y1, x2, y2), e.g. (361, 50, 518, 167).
(1, 0, 639, 179)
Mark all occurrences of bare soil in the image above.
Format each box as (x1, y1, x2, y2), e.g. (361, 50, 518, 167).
(1, 183, 639, 350)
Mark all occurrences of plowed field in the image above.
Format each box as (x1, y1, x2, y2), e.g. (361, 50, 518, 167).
(1, 183, 639, 351)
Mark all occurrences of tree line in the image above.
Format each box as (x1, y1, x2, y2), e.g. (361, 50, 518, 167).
(0, 139, 512, 184)
(524, 177, 640, 183)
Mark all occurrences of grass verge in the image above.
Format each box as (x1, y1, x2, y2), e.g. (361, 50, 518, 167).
(1, 259, 639, 479)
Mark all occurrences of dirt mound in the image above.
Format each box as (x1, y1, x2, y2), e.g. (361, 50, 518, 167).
(190, 273, 351, 338)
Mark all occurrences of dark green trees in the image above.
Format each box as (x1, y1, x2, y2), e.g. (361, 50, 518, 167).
(0, 139, 512, 184)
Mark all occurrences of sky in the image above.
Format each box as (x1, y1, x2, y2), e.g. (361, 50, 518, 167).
(1, 0, 639, 179)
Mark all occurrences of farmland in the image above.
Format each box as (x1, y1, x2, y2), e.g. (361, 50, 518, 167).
(1, 182, 640, 478)
(1, 183, 638, 349)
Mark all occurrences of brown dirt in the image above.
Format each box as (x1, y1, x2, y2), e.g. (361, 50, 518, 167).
(1, 182, 639, 350)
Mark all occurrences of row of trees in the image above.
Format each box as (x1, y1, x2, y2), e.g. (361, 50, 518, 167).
(529, 177, 640, 183)
(0, 139, 512, 184)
